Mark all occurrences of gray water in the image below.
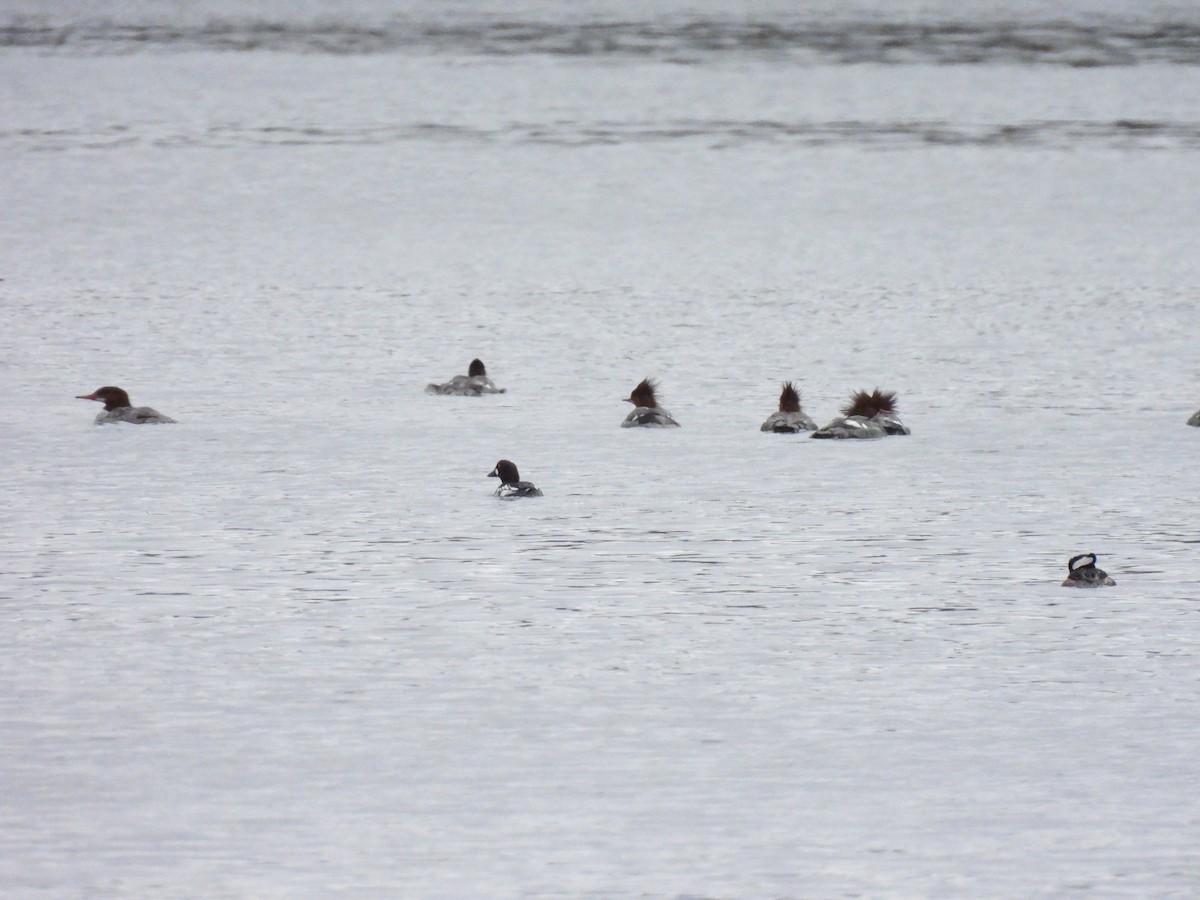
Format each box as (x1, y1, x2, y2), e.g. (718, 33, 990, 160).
(2, 1, 1199, 896)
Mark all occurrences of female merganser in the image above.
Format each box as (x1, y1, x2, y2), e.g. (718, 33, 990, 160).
(621, 378, 680, 428)
(1061, 553, 1116, 587)
(812, 388, 909, 439)
(488, 459, 543, 498)
(426, 359, 506, 396)
(1188, 408, 1200, 427)
(760, 381, 817, 433)
(76, 386, 176, 424)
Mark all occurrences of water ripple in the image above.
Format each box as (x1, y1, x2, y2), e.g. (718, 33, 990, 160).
(6, 117, 1199, 152)
(3, 17, 1200, 66)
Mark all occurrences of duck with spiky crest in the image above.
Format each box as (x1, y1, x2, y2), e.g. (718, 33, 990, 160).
(621, 378, 680, 428)
(812, 388, 909, 439)
(76, 386, 176, 424)
(425, 358, 506, 396)
(760, 381, 817, 433)
(488, 459, 543, 498)
(1061, 553, 1116, 587)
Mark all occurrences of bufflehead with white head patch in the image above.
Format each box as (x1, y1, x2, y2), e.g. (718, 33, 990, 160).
(1061, 553, 1116, 587)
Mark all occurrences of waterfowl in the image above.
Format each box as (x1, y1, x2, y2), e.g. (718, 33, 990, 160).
(621, 378, 680, 428)
(426, 358, 506, 396)
(760, 381, 817, 433)
(488, 459, 543, 498)
(812, 388, 909, 439)
(1061, 553, 1116, 587)
(76, 386, 176, 424)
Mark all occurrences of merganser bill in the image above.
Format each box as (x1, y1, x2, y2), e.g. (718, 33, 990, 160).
(76, 386, 176, 424)
(760, 381, 817, 433)
(1061, 553, 1116, 587)
(621, 378, 680, 428)
(812, 388, 909, 439)
(426, 359, 506, 396)
(488, 459, 543, 498)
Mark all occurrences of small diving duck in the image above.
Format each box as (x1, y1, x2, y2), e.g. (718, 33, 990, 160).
(1188, 408, 1200, 427)
(426, 359, 506, 396)
(1061, 553, 1116, 587)
(76, 386, 176, 424)
(812, 388, 909, 439)
(488, 459, 543, 498)
(760, 381, 817, 433)
(621, 378, 680, 428)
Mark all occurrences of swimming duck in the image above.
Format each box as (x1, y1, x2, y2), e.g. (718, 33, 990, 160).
(812, 388, 909, 439)
(76, 386, 176, 424)
(1188, 408, 1200, 427)
(760, 381, 817, 433)
(426, 359, 506, 396)
(1061, 553, 1116, 587)
(488, 459, 543, 498)
(621, 378, 680, 428)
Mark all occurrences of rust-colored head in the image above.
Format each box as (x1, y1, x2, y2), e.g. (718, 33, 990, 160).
(625, 378, 659, 409)
(842, 388, 898, 419)
(778, 381, 801, 413)
(76, 386, 132, 411)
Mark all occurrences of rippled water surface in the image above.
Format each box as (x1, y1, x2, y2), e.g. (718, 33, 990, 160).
(2, 0, 1199, 895)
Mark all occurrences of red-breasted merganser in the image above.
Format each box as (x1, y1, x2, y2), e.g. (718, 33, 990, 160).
(426, 359, 506, 396)
(812, 388, 908, 439)
(621, 378, 680, 428)
(76, 386, 176, 424)
(760, 381, 817, 433)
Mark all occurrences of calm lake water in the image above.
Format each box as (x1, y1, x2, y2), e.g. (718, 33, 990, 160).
(2, 0, 1199, 895)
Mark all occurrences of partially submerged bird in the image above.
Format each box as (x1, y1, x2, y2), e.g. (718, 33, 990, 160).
(76, 386, 176, 424)
(488, 459, 543, 498)
(1188, 408, 1200, 427)
(812, 388, 909, 439)
(621, 378, 680, 428)
(426, 359, 506, 396)
(760, 381, 817, 433)
(1061, 553, 1116, 588)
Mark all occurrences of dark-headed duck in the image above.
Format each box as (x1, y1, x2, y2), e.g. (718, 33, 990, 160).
(1188, 408, 1200, 427)
(760, 381, 817, 433)
(426, 358, 506, 396)
(621, 378, 680, 428)
(488, 459, 543, 498)
(1061, 553, 1116, 587)
(812, 388, 909, 439)
(77, 386, 176, 424)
